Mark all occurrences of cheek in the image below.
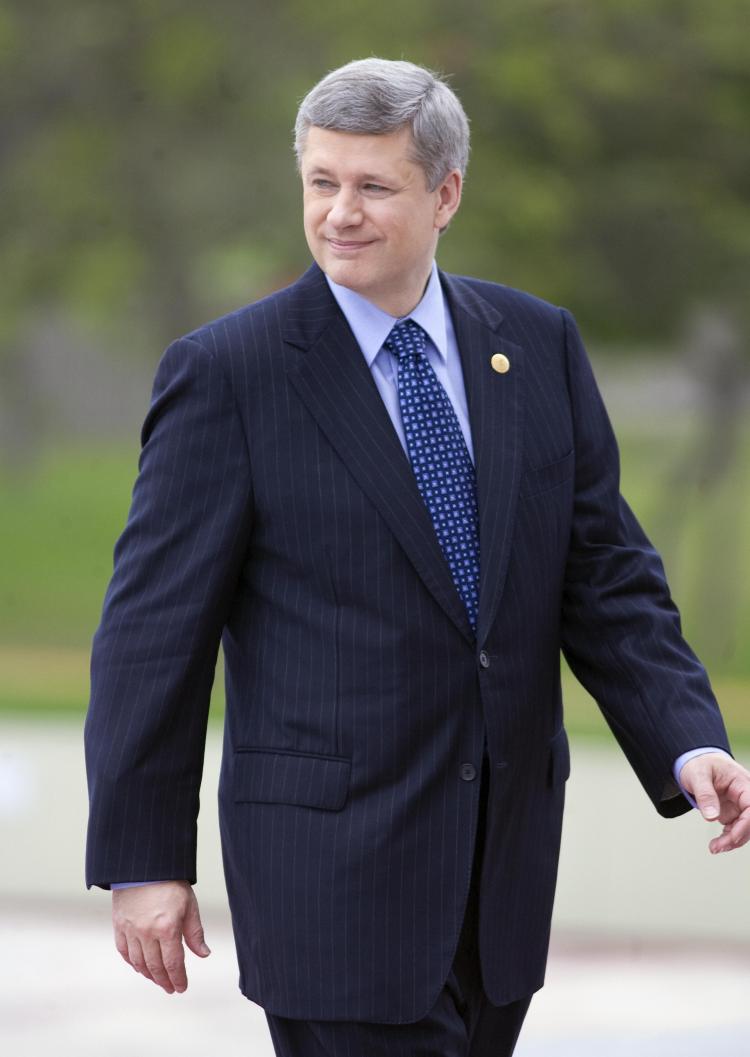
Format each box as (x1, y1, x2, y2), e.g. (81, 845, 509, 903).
(303, 200, 326, 234)
(384, 206, 431, 248)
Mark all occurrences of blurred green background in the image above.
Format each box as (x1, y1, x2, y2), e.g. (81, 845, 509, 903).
(1, 0, 748, 742)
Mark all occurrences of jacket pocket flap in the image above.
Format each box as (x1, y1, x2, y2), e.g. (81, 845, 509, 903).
(233, 747, 351, 810)
(547, 727, 571, 786)
(520, 449, 574, 498)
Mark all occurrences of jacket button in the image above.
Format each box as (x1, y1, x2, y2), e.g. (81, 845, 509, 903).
(460, 762, 477, 781)
(479, 650, 490, 669)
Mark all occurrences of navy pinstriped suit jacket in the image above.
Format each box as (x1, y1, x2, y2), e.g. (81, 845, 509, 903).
(85, 262, 730, 1023)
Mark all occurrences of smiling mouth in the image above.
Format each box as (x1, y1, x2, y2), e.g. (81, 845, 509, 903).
(327, 238, 375, 251)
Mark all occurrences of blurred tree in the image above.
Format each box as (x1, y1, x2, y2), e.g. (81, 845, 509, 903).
(1, 0, 749, 454)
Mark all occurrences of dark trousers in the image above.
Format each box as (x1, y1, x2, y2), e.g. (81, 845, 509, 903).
(265, 752, 532, 1057)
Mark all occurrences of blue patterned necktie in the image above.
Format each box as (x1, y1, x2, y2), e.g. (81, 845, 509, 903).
(385, 319, 481, 633)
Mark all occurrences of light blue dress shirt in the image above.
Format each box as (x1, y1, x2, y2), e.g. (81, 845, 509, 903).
(110, 262, 726, 888)
(325, 260, 475, 463)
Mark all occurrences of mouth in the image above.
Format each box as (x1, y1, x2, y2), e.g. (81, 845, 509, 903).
(326, 238, 375, 252)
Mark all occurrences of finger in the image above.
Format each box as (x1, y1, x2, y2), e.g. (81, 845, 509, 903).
(182, 896, 211, 958)
(726, 771, 750, 810)
(159, 933, 188, 993)
(114, 926, 131, 966)
(710, 824, 735, 854)
(688, 776, 721, 821)
(127, 935, 155, 983)
(725, 806, 750, 849)
(141, 937, 177, 994)
(709, 808, 750, 853)
(718, 802, 740, 826)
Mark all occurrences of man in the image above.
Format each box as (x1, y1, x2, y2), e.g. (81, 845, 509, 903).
(85, 58, 750, 1057)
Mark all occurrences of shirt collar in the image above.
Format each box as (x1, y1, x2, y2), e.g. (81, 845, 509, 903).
(324, 261, 449, 367)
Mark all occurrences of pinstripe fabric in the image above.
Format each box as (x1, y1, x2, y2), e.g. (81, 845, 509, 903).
(265, 754, 531, 1056)
(85, 262, 731, 1023)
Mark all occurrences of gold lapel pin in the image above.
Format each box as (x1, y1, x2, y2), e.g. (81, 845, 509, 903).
(490, 353, 510, 374)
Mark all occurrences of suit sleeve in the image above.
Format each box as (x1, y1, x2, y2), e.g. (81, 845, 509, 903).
(558, 308, 731, 817)
(84, 336, 253, 888)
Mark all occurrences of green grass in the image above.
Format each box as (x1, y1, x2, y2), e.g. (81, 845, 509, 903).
(3, 643, 747, 749)
(560, 666, 750, 749)
(615, 420, 750, 681)
(0, 443, 139, 647)
(0, 642, 226, 723)
(2, 427, 749, 741)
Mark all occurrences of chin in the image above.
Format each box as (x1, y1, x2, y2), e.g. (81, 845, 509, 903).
(324, 259, 370, 293)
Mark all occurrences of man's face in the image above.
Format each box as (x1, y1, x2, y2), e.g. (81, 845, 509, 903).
(300, 125, 461, 315)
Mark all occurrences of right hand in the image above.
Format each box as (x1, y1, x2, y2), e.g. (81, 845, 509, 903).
(112, 880, 211, 993)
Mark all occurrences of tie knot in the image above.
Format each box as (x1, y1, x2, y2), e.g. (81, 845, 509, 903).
(384, 319, 427, 361)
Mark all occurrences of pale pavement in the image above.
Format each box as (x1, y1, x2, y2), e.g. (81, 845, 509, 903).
(2, 719, 749, 1054)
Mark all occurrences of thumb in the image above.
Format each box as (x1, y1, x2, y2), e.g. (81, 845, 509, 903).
(689, 776, 721, 822)
(183, 895, 211, 958)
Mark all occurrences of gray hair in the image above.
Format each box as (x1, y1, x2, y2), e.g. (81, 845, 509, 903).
(294, 58, 470, 190)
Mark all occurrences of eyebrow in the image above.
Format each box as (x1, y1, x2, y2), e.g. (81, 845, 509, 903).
(306, 167, 392, 183)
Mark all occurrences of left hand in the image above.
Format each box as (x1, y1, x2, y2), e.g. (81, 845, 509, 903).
(679, 752, 750, 854)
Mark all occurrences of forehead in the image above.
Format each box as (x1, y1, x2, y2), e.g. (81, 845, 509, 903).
(301, 125, 422, 181)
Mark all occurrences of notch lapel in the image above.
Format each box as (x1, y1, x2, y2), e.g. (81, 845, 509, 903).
(440, 272, 526, 646)
(285, 266, 475, 644)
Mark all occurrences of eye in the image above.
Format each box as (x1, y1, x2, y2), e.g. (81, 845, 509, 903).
(362, 183, 389, 194)
(311, 178, 337, 191)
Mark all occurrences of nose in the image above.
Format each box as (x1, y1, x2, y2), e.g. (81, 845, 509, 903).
(327, 188, 363, 229)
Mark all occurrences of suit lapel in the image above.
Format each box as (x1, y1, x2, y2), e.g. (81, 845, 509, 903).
(440, 272, 526, 645)
(285, 266, 475, 644)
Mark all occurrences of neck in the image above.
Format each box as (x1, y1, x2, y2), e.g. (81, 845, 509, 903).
(371, 267, 434, 318)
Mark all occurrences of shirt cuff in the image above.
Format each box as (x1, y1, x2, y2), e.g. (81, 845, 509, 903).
(673, 747, 732, 809)
(110, 881, 170, 890)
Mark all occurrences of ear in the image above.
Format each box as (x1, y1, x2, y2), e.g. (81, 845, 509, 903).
(434, 170, 462, 231)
